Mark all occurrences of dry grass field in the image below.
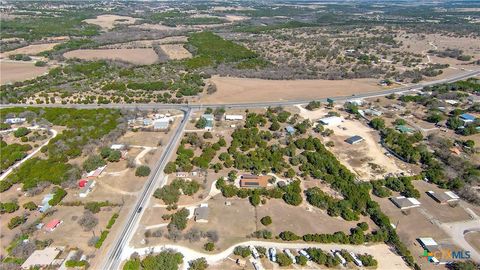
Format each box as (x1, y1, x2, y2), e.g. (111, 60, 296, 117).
(160, 44, 192, 60)
(63, 48, 159, 65)
(199, 76, 384, 104)
(0, 43, 60, 57)
(84, 14, 138, 30)
(0, 61, 49, 84)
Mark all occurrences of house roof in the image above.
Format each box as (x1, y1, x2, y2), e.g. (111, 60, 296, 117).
(318, 116, 343, 125)
(45, 219, 61, 230)
(427, 190, 459, 203)
(21, 247, 62, 269)
(285, 126, 295, 133)
(240, 175, 269, 188)
(194, 206, 209, 220)
(390, 196, 421, 209)
(460, 113, 476, 121)
(396, 125, 413, 133)
(202, 114, 214, 120)
(418, 237, 438, 247)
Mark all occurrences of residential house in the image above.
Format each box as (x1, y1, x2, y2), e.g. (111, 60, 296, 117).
(345, 135, 364, 145)
(5, 117, 26, 124)
(79, 180, 96, 198)
(427, 191, 460, 204)
(460, 113, 476, 124)
(39, 193, 54, 213)
(153, 118, 170, 130)
(201, 114, 214, 131)
(45, 219, 62, 232)
(225, 115, 243, 121)
(390, 196, 421, 210)
(85, 165, 106, 178)
(240, 175, 269, 188)
(396, 125, 414, 134)
(318, 116, 343, 126)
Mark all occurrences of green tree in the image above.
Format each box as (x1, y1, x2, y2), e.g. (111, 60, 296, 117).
(0, 201, 19, 213)
(204, 242, 215, 251)
(83, 155, 106, 172)
(260, 216, 272, 226)
(136, 165, 151, 177)
(195, 118, 207, 129)
(369, 118, 385, 130)
(14, 127, 30, 138)
(23, 201, 37, 211)
(107, 150, 122, 162)
(188, 258, 209, 270)
(276, 253, 293, 266)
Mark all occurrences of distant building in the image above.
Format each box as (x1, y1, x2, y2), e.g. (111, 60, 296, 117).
(5, 117, 26, 124)
(396, 125, 414, 134)
(143, 119, 153, 126)
(390, 196, 421, 210)
(427, 191, 459, 204)
(364, 108, 382, 116)
(285, 125, 295, 135)
(79, 180, 96, 198)
(460, 113, 476, 124)
(240, 175, 269, 188)
(346, 99, 363, 106)
(153, 118, 170, 130)
(318, 116, 343, 126)
(445, 100, 459, 105)
(39, 193, 54, 213)
(194, 204, 209, 223)
(110, 144, 125, 150)
(225, 115, 243, 121)
(45, 219, 62, 232)
(202, 114, 214, 131)
(21, 247, 64, 269)
(417, 237, 440, 253)
(85, 165, 106, 178)
(345, 135, 364, 145)
(467, 95, 480, 103)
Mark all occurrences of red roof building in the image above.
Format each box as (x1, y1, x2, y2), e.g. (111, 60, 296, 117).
(45, 219, 62, 232)
(78, 179, 88, 188)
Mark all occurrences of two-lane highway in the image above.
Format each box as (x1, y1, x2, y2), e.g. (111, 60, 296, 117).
(101, 108, 192, 270)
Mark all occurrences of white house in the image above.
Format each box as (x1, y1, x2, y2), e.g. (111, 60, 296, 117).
(318, 116, 343, 125)
(225, 115, 243, 121)
(5, 117, 26, 124)
(79, 180, 96, 198)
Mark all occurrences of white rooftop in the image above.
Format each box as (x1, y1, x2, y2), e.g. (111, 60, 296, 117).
(407, 197, 421, 205)
(418, 237, 438, 247)
(21, 247, 63, 269)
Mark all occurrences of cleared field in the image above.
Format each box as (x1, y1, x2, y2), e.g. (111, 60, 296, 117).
(160, 44, 192, 60)
(0, 61, 48, 84)
(199, 76, 384, 104)
(0, 42, 60, 57)
(63, 48, 158, 65)
(84, 14, 137, 30)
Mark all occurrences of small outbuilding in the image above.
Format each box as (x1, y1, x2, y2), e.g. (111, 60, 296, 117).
(460, 113, 476, 124)
(427, 190, 459, 204)
(110, 144, 125, 150)
(194, 204, 209, 223)
(45, 219, 62, 232)
(390, 196, 421, 210)
(5, 117, 26, 124)
(285, 125, 295, 135)
(396, 125, 414, 134)
(225, 115, 243, 121)
(345, 135, 364, 145)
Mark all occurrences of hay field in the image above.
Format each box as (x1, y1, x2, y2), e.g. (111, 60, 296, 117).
(84, 14, 137, 30)
(63, 48, 158, 65)
(1, 42, 60, 57)
(160, 44, 192, 60)
(199, 76, 383, 103)
(0, 61, 48, 84)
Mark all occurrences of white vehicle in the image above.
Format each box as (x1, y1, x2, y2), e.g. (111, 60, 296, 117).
(334, 251, 347, 266)
(298, 249, 311, 260)
(284, 249, 296, 262)
(268, 248, 277, 262)
(349, 252, 363, 267)
(249, 245, 260, 259)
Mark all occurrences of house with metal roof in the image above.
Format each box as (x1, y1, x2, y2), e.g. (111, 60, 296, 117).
(194, 204, 209, 223)
(153, 118, 170, 130)
(285, 125, 295, 135)
(345, 135, 364, 144)
(202, 114, 214, 131)
(396, 125, 414, 134)
(390, 196, 421, 209)
(460, 113, 476, 124)
(79, 180, 96, 198)
(39, 193, 54, 213)
(318, 116, 343, 126)
(427, 190, 459, 204)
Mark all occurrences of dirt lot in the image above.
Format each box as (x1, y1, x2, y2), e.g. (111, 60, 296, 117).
(465, 232, 480, 253)
(0, 61, 49, 84)
(160, 44, 192, 60)
(63, 48, 158, 65)
(83, 14, 138, 30)
(0, 43, 60, 57)
(199, 76, 385, 104)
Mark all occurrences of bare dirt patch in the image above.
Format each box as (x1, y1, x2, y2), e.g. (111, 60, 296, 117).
(84, 14, 137, 30)
(199, 76, 384, 104)
(0, 61, 49, 84)
(63, 48, 158, 65)
(159, 44, 192, 60)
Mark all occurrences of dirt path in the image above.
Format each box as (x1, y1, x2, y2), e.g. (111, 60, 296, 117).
(0, 127, 58, 181)
(125, 241, 409, 270)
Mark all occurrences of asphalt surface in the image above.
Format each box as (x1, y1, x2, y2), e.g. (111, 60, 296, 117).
(101, 108, 192, 270)
(1, 69, 478, 111)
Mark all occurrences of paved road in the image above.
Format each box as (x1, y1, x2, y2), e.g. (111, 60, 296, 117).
(101, 108, 192, 270)
(1, 69, 478, 111)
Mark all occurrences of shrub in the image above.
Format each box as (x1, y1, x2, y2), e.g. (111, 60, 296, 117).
(107, 150, 122, 162)
(204, 242, 215, 251)
(106, 213, 119, 229)
(95, 230, 109, 248)
(23, 201, 37, 211)
(276, 253, 293, 266)
(188, 257, 208, 270)
(0, 201, 19, 213)
(8, 216, 27, 229)
(233, 246, 251, 258)
(49, 187, 67, 206)
(135, 165, 151, 177)
(260, 216, 272, 226)
(14, 127, 30, 138)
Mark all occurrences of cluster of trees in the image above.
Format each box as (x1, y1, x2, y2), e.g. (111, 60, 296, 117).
(306, 101, 321, 111)
(0, 108, 123, 192)
(1, 140, 32, 171)
(123, 250, 183, 270)
(306, 187, 359, 221)
(305, 248, 340, 268)
(135, 166, 151, 177)
(372, 176, 421, 198)
(185, 31, 261, 69)
(0, 201, 19, 214)
(165, 208, 190, 232)
(48, 187, 67, 206)
(153, 178, 201, 205)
